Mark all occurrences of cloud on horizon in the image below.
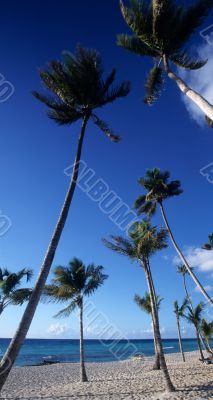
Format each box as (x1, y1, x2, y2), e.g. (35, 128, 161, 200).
(179, 43, 213, 126)
(47, 323, 69, 336)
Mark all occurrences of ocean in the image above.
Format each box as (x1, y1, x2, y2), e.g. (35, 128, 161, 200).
(0, 338, 203, 367)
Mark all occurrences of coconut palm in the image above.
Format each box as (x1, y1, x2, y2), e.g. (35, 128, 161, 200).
(173, 298, 188, 362)
(134, 292, 163, 369)
(117, 0, 213, 123)
(184, 302, 205, 361)
(0, 268, 33, 316)
(134, 168, 213, 305)
(0, 46, 130, 390)
(43, 258, 107, 382)
(104, 220, 175, 392)
(201, 319, 213, 354)
(203, 233, 213, 250)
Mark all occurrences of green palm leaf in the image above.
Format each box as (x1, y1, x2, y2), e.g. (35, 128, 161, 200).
(144, 65, 164, 105)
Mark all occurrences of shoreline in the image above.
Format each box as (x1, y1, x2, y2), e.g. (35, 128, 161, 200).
(1, 350, 212, 399)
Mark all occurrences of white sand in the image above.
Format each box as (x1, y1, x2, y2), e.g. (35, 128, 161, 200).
(0, 351, 213, 399)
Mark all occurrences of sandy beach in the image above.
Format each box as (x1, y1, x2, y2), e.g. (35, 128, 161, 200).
(0, 351, 212, 399)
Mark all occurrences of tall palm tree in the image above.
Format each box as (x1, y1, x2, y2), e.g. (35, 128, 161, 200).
(200, 319, 213, 355)
(0, 268, 33, 316)
(184, 302, 205, 361)
(0, 46, 130, 390)
(44, 258, 107, 382)
(117, 0, 213, 123)
(104, 220, 175, 392)
(134, 292, 163, 370)
(173, 298, 188, 362)
(203, 233, 213, 250)
(134, 168, 213, 305)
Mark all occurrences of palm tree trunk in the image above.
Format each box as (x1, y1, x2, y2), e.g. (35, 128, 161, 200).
(79, 300, 88, 382)
(196, 327, 205, 361)
(176, 316, 185, 362)
(0, 115, 89, 391)
(163, 56, 213, 121)
(142, 258, 175, 392)
(147, 261, 160, 370)
(160, 202, 213, 306)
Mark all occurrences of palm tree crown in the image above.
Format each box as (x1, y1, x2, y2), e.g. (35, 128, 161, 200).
(184, 302, 205, 328)
(103, 219, 168, 262)
(203, 233, 213, 250)
(173, 298, 188, 318)
(0, 268, 33, 314)
(117, 0, 212, 105)
(33, 46, 130, 141)
(44, 258, 108, 317)
(134, 291, 163, 313)
(134, 168, 182, 217)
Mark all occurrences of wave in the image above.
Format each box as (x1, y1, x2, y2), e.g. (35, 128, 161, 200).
(163, 346, 174, 350)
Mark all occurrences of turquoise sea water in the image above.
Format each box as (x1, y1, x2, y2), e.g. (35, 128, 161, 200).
(0, 338, 206, 367)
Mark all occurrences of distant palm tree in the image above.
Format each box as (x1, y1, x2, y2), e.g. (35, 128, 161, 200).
(0, 46, 130, 391)
(203, 233, 213, 250)
(201, 319, 213, 355)
(134, 292, 163, 369)
(0, 268, 32, 316)
(44, 258, 108, 382)
(117, 0, 213, 123)
(177, 264, 210, 354)
(104, 220, 175, 392)
(184, 302, 205, 361)
(134, 168, 213, 305)
(173, 298, 188, 362)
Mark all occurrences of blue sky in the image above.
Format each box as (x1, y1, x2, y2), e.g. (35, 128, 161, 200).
(0, 0, 213, 340)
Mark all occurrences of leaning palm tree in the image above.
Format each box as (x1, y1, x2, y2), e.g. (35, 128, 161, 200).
(184, 302, 205, 361)
(134, 292, 163, 369)
(44, 258, 107, 382)
(173, 298, 188, 362)
(0, 268, 33, 316)
(104, 220, 175, 392)
(203, 233, 213, 250)
(200, 319, 213, 355)
(134, 168, 213, 305)
(0, 46, 130, 390)
(117, 0, 213, 123)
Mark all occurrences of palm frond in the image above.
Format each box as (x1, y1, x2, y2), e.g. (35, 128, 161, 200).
(144, 65, 164, 105)
(117, 34, 158, 57)
(171, 52, 207, 70)
(54, 301, 77, 318)
(91, 114, 120, 142)
(9, 289, 32, 305)
(205, 116, 213, 128)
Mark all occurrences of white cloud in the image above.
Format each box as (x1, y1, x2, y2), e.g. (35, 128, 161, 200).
(194, 284, 213, 293)
(47, 323, 69, 336)
(179, 43, 213, 126)
(173, 247, 213, 273)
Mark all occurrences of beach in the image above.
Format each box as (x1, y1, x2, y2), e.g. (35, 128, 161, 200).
(0, 351, 212, 399)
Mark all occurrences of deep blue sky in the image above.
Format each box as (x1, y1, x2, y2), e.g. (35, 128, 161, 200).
(0, 0, 213, 339)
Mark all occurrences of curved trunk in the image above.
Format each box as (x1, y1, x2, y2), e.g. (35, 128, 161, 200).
(160, 203, 213, 306)
(0, 116, 89, 391)
(163, 56, 213, 121)
(142, 258, 175, 392)
(79, 299, 88, 382)
(176, 315, 185, 362)
(196, 327, 205, 361)
(147, 261, 160, 370)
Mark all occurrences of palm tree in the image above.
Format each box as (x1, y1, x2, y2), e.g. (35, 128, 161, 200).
(117, 0, 213, 123)
(134, 292, 163, 369)
(104, 220, 175, 392)
(134, 168, 213, 305)
(0, 268, 33, 316)
(173, 298, 188, 362)
(0, 46, 130, 390)
(44, 258, 107, 382)
(184, 302, 205, 361)
(203, 233, 213, 250)
(201, 319, 213, 355)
